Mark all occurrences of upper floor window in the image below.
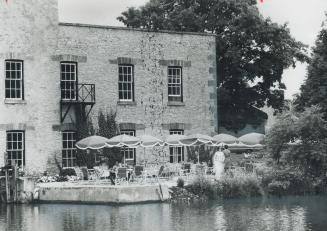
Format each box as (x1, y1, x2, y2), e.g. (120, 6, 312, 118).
(5, 60, 23, 100)
(6, 131, 25, 167)
(62, 131, 77, 168)
(61, 62, 77, 100)
(118, 65, 134, 101)
(169, 129, 184, 163)
(168, 66, 182, 102)
(120, 130, 136, 163)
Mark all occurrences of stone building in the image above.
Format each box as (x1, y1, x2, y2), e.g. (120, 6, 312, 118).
(0, 0, 217, 175)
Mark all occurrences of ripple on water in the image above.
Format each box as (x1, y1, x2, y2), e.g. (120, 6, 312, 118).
(0, 196, 326, 231)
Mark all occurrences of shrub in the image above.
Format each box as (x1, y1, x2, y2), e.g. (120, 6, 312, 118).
(222, 171, 263, 198)
(187, 176, 218, 199)
(177, 178, 184, 188)
(60, 168, 76, 177)
(261, 166, 316, 195)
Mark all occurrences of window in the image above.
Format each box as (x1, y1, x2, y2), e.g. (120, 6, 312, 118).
(6, 131, 25, 167)
(118, 65, 134, 101)
(169, 130, 184, 163)
(61, 62, 77, 100)
(120, 130, 136, 162)
(62, 131, 77, 168)
(5, 60, 23, 99)
(168, 66, 182, 102)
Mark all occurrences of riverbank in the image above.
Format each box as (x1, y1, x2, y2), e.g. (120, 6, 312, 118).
(169, 168, 327, 202)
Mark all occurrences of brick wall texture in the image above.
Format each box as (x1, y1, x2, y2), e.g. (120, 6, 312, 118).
(0, 0, 217, 175)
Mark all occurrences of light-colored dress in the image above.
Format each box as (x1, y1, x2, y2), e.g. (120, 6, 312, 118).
(213, 151, 225, 180)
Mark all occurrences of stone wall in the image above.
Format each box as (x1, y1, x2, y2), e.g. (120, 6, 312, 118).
(0, 0, 62, 175)
(0, 0, 217, 174)
(57, 23, 217, 163)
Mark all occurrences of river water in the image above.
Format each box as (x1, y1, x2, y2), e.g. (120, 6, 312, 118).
(0, 196, 326, 231)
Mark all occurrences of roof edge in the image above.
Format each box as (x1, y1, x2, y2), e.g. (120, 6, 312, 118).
(58, 22, 216, 37)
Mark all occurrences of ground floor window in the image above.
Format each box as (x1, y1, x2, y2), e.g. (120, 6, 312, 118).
(62, 131, 77, 168)
(6, 131, 25, 167)
(120, 130, 136, 163)
(169, 130, 184, 163)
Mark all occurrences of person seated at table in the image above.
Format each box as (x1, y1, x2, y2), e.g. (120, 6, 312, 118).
(109, 161, 120, 185)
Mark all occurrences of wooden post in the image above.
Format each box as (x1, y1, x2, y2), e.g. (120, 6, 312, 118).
(12, 161, 17, 203)
(5, 169, 10, 203)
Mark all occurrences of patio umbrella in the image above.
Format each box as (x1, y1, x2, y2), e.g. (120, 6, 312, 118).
(238, 133, 265, 145)
(75, 135, 110, 150)
(227, 142, 264, 150)
(179, 134, 214, 146)
(138, 135, 164, 148)
(106, 134, 140, 147)
(165, 134, 187, 146)
(212, 134, 237, 145)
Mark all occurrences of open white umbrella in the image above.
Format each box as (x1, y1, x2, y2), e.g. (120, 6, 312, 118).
(238, 133, 265, 145)
(179, 133, 214, 146)
(106, 134, 140, 147)
(165, 134, 187, 146)
(138, 135, 164, 148)
(212, 134, 237, 145)
(75, 135, 110, 150)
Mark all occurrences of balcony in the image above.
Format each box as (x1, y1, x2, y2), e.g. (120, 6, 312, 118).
(60, 84, 95, 123)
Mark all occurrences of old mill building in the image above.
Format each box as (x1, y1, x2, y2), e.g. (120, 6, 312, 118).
(0, 0, 217, 175)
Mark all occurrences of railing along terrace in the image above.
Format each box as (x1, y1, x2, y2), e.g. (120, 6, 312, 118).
(77, 84, 95, 104)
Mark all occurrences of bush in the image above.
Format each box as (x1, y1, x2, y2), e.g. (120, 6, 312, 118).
(260, 166, 316, 195)
(60, 168, 76, 177)
(222, 171, 263, 198)
(177, 178, 184, 188)
(186, 171, 263, 199)
(186, 176, 218, 199)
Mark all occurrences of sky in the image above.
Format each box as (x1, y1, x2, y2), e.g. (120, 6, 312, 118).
(58, 0, 327, 99)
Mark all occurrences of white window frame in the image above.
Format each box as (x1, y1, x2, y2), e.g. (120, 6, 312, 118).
(118, 65, 134, 101)
(169, 129, 185, 163)
(61, 62, 77, 101)
(6, 131, 25, 167)
(120, 130, 136, 161)
(168, 66, 182, 97)
(5, 60, 23, 100)
(62, 131, 77, 168)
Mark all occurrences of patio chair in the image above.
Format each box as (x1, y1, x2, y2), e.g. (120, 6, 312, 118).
(115, 167, 128, 185)
(133, 165, 145, 183)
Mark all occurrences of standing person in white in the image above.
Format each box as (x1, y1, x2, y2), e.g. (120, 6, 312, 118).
(213, 147, 225, 180)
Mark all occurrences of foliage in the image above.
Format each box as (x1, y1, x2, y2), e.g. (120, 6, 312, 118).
(97, 109, 122, 167)
(187, 171, 263, 199)
(186, 146, 217, 164)
(222, 170, 263, 198)
(118, 0, 308, 132)
(260, 166, 316, 196)
(265, 108, 298, 162)
(295, 19, 327, 120)
(60, 168, 76, 177)
(177, 177, 185, 188)
(266, 106, 327, 176)
(75, 105, 96, 168)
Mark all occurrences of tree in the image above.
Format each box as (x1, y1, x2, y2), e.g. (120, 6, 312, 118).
(266, 106, 327, 176)
(295, 18, 327, 120)
(118, 0, 308, 132)
(97, 110, 122, 167)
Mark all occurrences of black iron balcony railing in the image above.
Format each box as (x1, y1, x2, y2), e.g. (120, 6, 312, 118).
(60, 83, 95, 123)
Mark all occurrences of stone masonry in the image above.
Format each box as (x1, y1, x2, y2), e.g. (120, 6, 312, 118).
(0, 0, 217, 175)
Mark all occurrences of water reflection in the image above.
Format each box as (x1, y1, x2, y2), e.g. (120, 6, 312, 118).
(0, 196, 326, 231)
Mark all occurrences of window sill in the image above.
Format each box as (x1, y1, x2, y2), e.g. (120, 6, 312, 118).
(4, 99, 26, 105)
(117, 101, 137, 106)
(167, 101, 185, 107)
